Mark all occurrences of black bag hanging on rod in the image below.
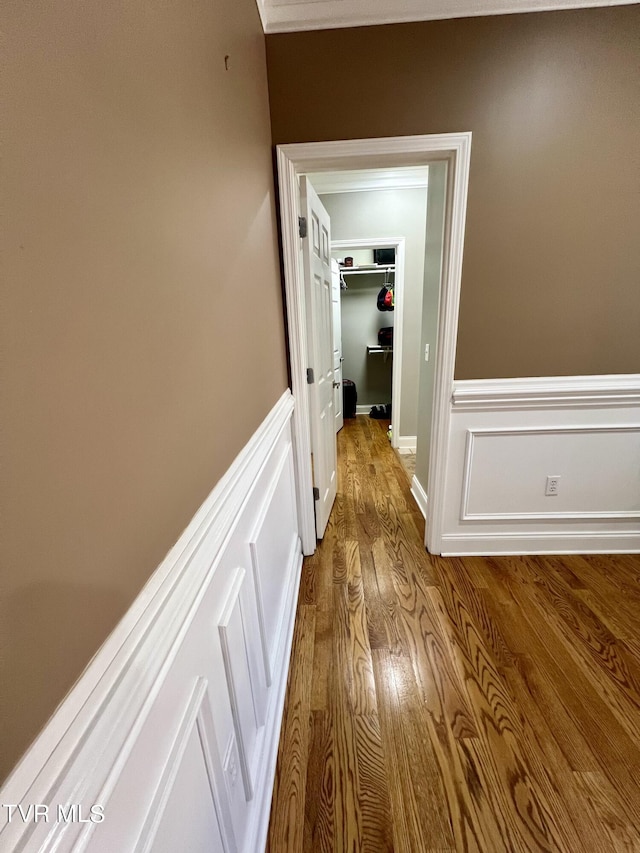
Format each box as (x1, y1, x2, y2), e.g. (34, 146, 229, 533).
(376, 268, 394, 312)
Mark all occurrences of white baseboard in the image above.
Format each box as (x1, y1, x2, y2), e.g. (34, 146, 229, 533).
(441, 374, 640, 556)
(411, 475, 428, 519)
(355, 403, 388, 415)
(396, 435, 417, 451)
(441, 532, 640, 556)
(0, 389, 302, 853)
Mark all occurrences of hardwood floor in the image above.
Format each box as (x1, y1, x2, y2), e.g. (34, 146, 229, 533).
(266, 416, 640, 852)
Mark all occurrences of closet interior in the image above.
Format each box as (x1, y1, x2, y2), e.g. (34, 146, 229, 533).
(333, 247, 396, 421)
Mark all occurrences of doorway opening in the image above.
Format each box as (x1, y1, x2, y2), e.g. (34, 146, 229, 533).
(332, 238, 405, 444)
(277, 133, 472, 557)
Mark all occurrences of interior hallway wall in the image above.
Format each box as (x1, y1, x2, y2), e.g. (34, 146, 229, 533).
(266, 6, 640, 379)
(1, 0, 288, 781)
(321, 188, 428, 437)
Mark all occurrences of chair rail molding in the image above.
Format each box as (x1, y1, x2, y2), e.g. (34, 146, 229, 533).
(452, 373, 640, 410)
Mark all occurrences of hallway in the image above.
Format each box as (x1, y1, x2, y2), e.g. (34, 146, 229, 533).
(266, 416, 640, 852)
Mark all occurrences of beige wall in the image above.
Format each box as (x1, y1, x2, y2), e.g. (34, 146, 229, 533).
(321, 187, 428, 434)
(1, 0, 288, 781)
(266, 6, 640, 379)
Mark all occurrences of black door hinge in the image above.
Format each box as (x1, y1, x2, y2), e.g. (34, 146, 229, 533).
(298, 216, 307, 238)
(313, 486, 320, 501)
(306, 367, 314, 384)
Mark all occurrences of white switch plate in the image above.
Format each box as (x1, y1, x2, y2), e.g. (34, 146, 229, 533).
(424, 344, 430, 362)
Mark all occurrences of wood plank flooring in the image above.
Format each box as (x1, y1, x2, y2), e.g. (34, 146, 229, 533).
(266, 416, 640, 852)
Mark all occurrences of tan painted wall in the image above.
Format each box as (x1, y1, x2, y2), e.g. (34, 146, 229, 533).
(266, 6, 640, 379)
(1, 0, 288, 781)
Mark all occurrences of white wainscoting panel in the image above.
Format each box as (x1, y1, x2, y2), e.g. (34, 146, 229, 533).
(0, 389, 302, 853)
(218, 568, 261, 803)
(136, 678, 232, 853)
(150, 721, 226, 853)
(461, 426, 640, 521)
(440, 375, 640, 555)
(249, 447, 299, 688)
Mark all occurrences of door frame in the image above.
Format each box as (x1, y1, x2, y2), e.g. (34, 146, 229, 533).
(276, 133, 472, 556)
(331, 236, 406, 449)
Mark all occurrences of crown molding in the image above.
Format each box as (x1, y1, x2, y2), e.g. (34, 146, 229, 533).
(307, 166, 429, 195)
(260, 0, 636, 34)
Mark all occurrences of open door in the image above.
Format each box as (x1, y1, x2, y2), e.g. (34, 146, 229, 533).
(331, 259, 344, 433)
(301, 176, 337, 539)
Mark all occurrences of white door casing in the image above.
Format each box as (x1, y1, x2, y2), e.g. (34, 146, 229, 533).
(331, 259, 344, 433)
(277, 134, 472, 556)
(301, 176, 337, 539)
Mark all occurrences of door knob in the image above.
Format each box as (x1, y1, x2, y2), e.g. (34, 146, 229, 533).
(333, 381, 341, 388)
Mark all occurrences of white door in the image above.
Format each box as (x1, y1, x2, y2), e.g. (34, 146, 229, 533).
(301, 176, 337, 539)
(331, 259, 344, 433)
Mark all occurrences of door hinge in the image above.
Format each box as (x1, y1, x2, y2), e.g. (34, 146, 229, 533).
(298, 216, 307, 238)
(306, 367, 314, 384)
(313, 486, 320, 501)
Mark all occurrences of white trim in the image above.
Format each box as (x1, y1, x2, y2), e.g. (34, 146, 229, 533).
(452, 374, 640, 410)
(332, 236, 405, 448)
(441, 531, 640, 556)
(0, 389, 300, 853)
(244, 546, 302, 853)
(355, 404, 391, 415)
(277, 133, 472, 556)
(254, 0, 268, 31)
(261, 0, 638, 34)
(218, 567, 255, 803)
(411, 475, 428, 519)
(308, 166, 429, 195)
(136, 678, 237, 853)
(278, 152, 316, 556)
(248, 445, 292, 689)
(396, 435, 417, 451)
(460, 424, 640, 522)
(442, 374, 640, 556)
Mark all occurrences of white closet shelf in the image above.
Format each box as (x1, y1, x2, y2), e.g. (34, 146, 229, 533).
(340, 265, 395, 276)
(367, 345, 393, 361)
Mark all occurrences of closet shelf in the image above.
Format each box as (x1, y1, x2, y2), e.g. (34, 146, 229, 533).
(340, 265, 395, 276)
(367, 345, 393, 362)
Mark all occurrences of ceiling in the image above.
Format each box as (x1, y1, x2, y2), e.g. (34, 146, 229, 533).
(257, 0, 635, 33)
